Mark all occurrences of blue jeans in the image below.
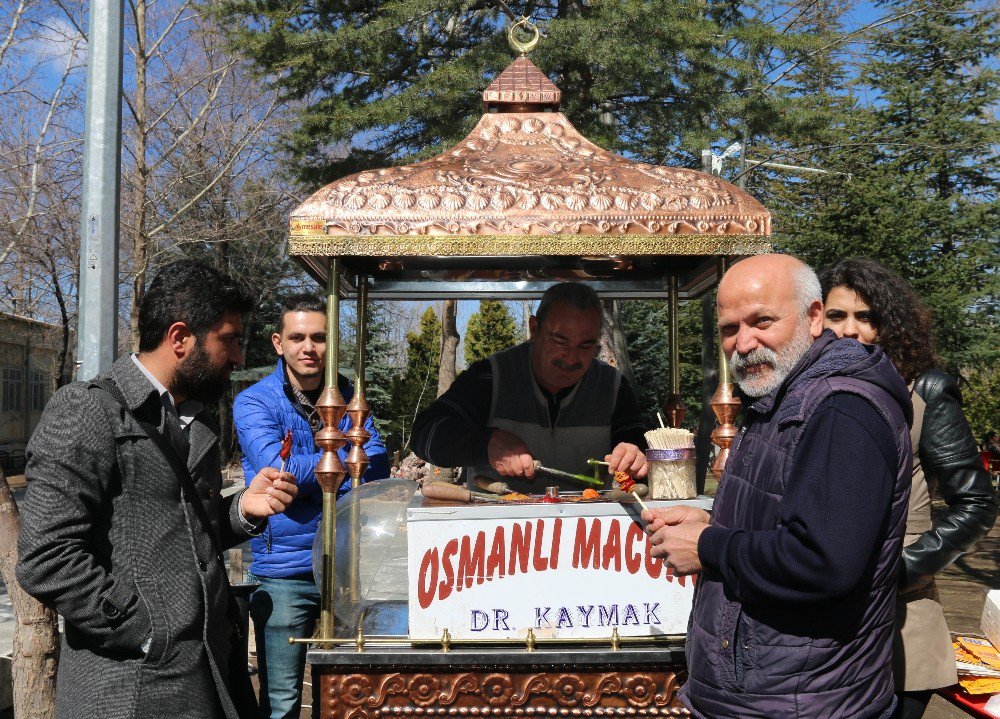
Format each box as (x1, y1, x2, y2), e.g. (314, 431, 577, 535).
(248, 573, 320, 719)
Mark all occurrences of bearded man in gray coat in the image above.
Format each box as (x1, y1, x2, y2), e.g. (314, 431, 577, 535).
(16, 260, 299, 719)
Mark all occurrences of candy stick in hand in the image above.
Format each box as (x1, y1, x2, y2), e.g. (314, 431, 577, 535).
(278, 429, 293, 474)
(616, 474, 650, 512)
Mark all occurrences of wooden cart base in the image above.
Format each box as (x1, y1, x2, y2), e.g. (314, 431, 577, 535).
(310, 645, 691, 719)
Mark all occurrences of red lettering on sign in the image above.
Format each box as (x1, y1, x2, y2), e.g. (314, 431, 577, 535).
(644, 535, 663, 579)
(572, 518, 602, 568)
(418, 548, 439, 609)
(625, 522, 644, 574)
(602, 519, 622, 571)
(550, 518, 562, 570)
(509, 522, 531, 575)
(486, 526, 506, 580)
(458, 531, 486, 590)
(439, 538, 458, 601)
(532, 520, 549, 572)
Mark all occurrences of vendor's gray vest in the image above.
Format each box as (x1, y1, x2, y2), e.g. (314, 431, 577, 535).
(683, 338, 911, 719)
(468, 342, 620, 494)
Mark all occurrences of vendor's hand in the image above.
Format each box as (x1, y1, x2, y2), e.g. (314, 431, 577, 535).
(606, 442, 648, 479)
(488, 429, 536, 479)
(241, 467, 298, 521)
(641, 505, 709, 574)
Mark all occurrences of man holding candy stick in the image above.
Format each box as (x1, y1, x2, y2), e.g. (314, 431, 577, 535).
(642, 255, 913, 719)
(233, 294, 389, 719)
(17, 261, 299, 719)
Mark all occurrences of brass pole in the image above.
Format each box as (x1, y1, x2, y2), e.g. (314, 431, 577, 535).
(345, 276, 371, 607)
(344, 276, 371, 486)
(313, 258, 348, 639)
(355, 277, 368, 398)
(661, 275, 687, 427)
(670, 276, 681, 393)
(710, 257, 741, 477)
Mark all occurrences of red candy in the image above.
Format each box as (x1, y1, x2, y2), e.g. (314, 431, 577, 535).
(279, 429, 293, 461)
(541, 495, 561, 503)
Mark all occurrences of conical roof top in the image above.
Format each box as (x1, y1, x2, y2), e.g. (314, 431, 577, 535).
(289, 55, 770, 287)
(482, 56, 561, 108)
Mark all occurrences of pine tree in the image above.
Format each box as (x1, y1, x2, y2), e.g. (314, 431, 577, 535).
(778, 0, 999, 373)
(388, 307, 441, 452)
(620, 299, 704, 429)
(208, 0, 818, 182)
(364, 301, 399, 442)
(464, 300, 519, 366)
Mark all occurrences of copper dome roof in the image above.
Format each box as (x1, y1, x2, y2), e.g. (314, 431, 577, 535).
(288, 54, 770, 298)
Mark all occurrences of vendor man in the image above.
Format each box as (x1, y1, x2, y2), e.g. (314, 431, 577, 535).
(412, 282, 649, 493)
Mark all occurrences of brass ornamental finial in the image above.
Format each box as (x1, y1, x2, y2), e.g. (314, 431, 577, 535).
(508, 16, 539, 55)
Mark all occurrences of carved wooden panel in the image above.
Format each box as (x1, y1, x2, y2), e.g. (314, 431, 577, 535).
(316, 669, 691, 719)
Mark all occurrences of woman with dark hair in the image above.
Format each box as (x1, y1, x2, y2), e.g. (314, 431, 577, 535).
(820, 258, 998, 719)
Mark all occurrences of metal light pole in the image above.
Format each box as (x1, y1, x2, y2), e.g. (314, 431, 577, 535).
(76, 0, 124, 380)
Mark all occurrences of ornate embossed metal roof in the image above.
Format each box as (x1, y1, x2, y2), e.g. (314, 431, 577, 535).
(289, 51, 771, 299)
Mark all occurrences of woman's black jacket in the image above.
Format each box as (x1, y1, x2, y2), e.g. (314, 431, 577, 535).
(900, 369, 998, 593)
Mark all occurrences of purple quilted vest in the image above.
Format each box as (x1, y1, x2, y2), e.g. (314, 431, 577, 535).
(683, 332, 912, 719)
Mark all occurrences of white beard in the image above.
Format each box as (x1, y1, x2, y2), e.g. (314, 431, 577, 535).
(730, 321, 815, 398)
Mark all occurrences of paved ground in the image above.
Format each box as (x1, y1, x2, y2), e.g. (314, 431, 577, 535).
(3, 479, 997, 718)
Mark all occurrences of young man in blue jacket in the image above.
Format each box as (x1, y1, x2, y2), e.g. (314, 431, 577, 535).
(234, 294, 389, 719)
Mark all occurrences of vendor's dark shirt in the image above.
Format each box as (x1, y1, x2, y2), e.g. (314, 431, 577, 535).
(411, 358, 648, 468)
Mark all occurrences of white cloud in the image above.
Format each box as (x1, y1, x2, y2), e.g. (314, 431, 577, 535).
(25, 15, 87, 71)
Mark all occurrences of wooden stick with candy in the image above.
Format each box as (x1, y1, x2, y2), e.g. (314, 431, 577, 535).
(278, 429, 293, 474)
(615, 471, 650, 512)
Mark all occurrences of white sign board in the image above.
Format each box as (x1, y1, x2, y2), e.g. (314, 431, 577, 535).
(407, 500, 703, 641)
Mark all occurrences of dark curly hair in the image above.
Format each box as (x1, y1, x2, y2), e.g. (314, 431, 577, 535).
(818, 258, 936, 383)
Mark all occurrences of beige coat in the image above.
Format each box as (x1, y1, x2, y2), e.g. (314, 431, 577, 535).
(892, 390, 958, 691)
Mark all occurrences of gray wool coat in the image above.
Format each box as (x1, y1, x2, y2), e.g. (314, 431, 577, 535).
(16, 355, 260, 719)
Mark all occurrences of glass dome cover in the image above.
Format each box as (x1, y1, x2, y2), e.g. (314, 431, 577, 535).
(312, 479, 415, 637)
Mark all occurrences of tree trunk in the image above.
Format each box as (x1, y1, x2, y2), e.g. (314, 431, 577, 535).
(598, 299, 634, 385)
(0, 471, 59, 719)
(437, 299, 459, 397)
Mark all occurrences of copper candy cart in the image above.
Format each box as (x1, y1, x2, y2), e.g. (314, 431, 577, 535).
(283, 20, 772, 719)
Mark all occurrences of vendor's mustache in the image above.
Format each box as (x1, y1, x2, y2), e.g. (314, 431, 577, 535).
(730, 347, 778, 375)
(553, 360, 584, 372)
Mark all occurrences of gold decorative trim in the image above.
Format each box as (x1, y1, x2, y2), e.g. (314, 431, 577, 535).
(289, 233, 772, 258)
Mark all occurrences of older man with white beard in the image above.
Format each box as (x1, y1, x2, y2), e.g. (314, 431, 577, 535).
(642, 254, 913, 719)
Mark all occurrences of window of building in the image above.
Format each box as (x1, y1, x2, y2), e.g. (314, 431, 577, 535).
(2, 366, 21, 411)
(30, 369, 48, 411)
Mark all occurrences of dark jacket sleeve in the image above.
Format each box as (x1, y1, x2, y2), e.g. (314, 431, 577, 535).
(411, 360, 494, 467)
(15, 383, 152, 655)
(698, 394, 899, 605)
(611, 375, 650, 450)
(900, 370, 999, 593)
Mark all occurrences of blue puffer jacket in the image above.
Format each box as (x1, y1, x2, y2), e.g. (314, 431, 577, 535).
(233, 359, 389, 578)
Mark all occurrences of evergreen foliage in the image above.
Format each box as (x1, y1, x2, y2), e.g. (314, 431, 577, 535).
(774, 0, 999, 375)
(208, 0, 812, 183)
(387, 307, 441, 453)
(963, 366, 1000, 438)
(363, 301, 398, 441)
(464, 300, 519, 365)
(620, 299, 704, 430)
